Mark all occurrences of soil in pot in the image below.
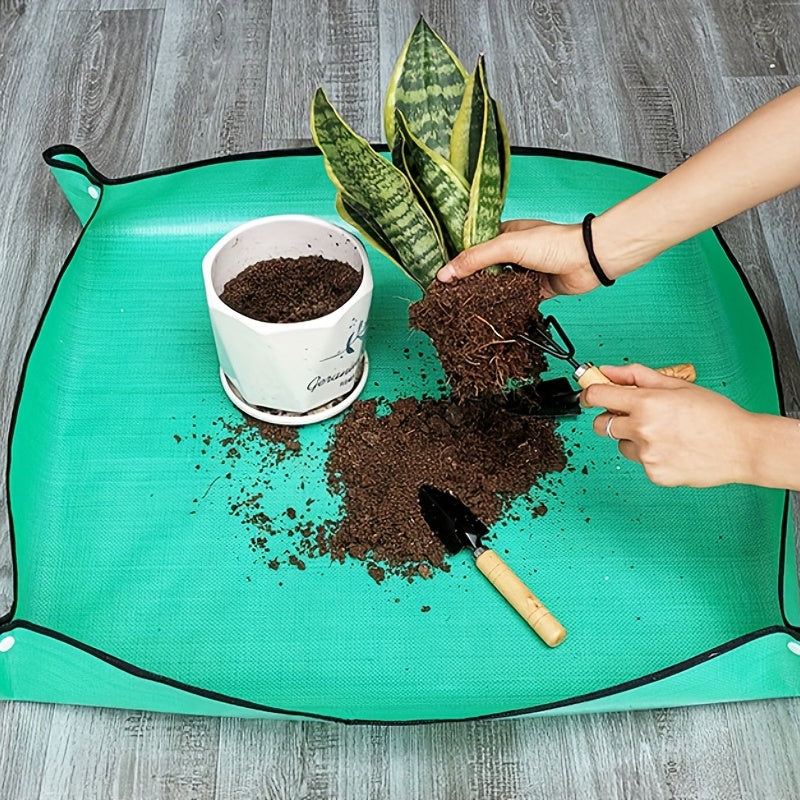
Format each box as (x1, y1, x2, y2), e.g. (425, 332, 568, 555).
(408, 269, 546, 400)
(219, 254, 361, 323)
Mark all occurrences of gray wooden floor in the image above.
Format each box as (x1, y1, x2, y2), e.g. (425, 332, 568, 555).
(1, 1, 799, 798)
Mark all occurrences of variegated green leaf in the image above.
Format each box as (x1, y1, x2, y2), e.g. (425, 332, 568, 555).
(311, 88, 447, 290)
(492, 97, 511, 203)
(391, 126, 447, 256)
(394, 110, 470, 257)
(450, 60, 511, 207)
(449, 70, 482, 185)
(384, 17, 467, 157)
(461, 57, 503, 248)
(336, 193, 402, 266)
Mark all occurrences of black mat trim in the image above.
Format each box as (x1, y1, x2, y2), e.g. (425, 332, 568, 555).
(3, 619, 798, 725)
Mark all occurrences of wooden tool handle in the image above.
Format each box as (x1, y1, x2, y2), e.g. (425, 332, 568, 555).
(475, 549, 566, 647)
(576, 362, 697, 389)
(655, 362, 696, 382)
(575, 364, 613, 388)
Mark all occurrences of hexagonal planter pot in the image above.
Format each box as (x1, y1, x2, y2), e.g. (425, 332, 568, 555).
(202, 215, 373, 425)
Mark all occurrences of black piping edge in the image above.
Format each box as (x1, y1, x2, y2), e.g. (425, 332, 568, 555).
(1, 144, 797, 721)
(1, 619, 797, 726)
(40, 142, 679, 186)
(708, 206, 796, 630)
(41, 143, 327, 186)
(0, 180, 104, 628)
(778, 491, 798, 629)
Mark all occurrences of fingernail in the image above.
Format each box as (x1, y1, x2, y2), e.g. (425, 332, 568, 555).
(437, 264, 455, 283)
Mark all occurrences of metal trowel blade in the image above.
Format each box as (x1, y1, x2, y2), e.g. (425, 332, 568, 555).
(503, 377, 581, 417)
(418, 485, 488, 554)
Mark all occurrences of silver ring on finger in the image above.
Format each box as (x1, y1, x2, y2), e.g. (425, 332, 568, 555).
(605, 415, 619, 441)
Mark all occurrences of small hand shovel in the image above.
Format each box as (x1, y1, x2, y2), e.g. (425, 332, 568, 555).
(502, 375, 581, 417)
(503, 362, 695, 418)
(418, 485, 567, 647)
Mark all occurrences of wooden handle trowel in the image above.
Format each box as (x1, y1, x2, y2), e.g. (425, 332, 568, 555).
(418, 485, 566, 647)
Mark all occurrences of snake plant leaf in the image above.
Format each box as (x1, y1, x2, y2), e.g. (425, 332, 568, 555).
(450, 58, 511, 204)
(336, 192, 402, 267)
(384, 17, 468, 158)
(310, 88, 447, 290)
(391, 125, 447, 260)
(449, 68, 482, 185)
(394, 109, 470, 257)
(493, 97, 511, 204)
(461, 56, 503, 248)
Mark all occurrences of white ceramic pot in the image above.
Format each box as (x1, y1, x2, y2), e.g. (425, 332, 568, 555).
(202, 215, 373, 425)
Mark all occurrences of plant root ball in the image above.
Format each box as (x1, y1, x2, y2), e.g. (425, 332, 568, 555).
(409, 270, 547, 400)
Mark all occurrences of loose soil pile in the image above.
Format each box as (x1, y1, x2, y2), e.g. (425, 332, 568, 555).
(323, 395, 565, 578)
(409, 269, 546, 399)
(181, 394, 567, 583)
(219, 255, 361, 323)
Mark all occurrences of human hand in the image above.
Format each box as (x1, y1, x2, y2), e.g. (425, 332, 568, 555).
(436, 219, 602, 298)
(580, 364, 757, 488)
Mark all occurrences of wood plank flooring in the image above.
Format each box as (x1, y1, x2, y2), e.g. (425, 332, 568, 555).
(1, 2, 799, 797)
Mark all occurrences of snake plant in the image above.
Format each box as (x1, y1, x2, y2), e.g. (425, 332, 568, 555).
(310, 18, 510, 291)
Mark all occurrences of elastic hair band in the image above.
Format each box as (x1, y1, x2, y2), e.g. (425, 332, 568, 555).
(582, 213, 615, 287)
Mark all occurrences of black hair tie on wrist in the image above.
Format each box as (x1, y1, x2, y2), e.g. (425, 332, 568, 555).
(581, 213, 615, 287)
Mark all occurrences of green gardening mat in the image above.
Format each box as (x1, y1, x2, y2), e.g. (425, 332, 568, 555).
(1, 146, 798, 722)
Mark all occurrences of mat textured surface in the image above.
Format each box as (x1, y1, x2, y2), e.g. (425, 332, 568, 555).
(1, 146, 798, 722)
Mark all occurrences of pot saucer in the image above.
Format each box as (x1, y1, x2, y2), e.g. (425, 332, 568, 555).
(219, 354, 369, 426)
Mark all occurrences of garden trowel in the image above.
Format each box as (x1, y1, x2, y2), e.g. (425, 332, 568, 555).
(502, 375, 581, 417)
(418, 485, 567, 647)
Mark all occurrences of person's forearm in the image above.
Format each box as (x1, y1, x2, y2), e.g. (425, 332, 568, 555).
(593, 87, 800, 278)
(743, 413, 800, 491)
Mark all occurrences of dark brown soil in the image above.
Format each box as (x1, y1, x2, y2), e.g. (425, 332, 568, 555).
(322, 394, 566, 576)
(408, 269, 546, 400)
(241, 413, 300, 452)
(219, 255, 361, 323)
(179, 392, 567, 583)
